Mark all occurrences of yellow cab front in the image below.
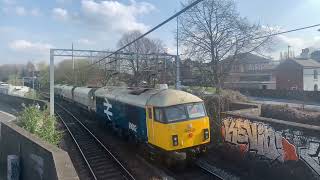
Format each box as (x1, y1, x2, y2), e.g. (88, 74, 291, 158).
(146, 102, 210, 151)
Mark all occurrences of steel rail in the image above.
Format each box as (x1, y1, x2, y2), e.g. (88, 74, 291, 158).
(55, 103, 135, 180)
(55, 112, 98, 180)
(195, 159, 225, 180)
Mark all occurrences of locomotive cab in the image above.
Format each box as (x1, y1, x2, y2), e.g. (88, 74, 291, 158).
(146, 90, 210, 160)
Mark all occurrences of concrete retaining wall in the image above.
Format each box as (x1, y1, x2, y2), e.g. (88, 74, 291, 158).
(220, 108, 320, 179)
(0, 119, 79, 180)
(229, 102, 261, 116)
(0, 94, 47, 112)
(238, 88, 320, 102)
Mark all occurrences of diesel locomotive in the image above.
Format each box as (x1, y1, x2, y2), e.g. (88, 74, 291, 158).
(55, 85, 210, 161)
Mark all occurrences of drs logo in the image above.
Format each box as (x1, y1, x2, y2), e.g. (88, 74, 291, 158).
(129, 122, 137, 132)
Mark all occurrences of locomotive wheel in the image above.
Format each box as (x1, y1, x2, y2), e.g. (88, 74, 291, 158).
(200, 146, 208, 154)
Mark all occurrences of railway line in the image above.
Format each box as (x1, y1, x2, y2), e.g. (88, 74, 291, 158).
(40, 92, 236, 180)
(195, 159, 239, 180)
(169, 164, 225, 180)
(55, 103, 135, 180)
(60, 100, 229, 180)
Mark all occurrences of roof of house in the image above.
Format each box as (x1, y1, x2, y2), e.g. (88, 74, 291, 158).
(291, 59, 320, 68)
(237, 53, 272, 63)
(223, 53, 272, 64)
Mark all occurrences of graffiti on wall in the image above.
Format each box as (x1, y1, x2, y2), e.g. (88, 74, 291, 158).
(222, 117, 320, 175)
(300, 141, 320, 175)
(7, 155, 20, 180)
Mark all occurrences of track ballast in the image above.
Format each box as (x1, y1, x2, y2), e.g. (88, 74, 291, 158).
(56, 103, 135, 180)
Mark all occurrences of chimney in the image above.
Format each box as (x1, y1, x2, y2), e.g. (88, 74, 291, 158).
(300, 48, 310, 59)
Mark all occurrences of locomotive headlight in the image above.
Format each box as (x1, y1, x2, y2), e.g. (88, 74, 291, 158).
(204, 129, 209, 141)
(172, 135, 178, 146)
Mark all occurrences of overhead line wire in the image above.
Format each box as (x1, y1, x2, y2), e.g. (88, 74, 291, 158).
(86, 0, 205, 69)
(85, 1, 320, 68)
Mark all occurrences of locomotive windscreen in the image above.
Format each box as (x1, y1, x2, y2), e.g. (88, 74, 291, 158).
(154, 102, 206, 123)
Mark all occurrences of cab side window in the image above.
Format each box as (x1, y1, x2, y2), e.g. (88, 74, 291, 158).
(148, 107, 153, 119)
(154, 108, 165, 123)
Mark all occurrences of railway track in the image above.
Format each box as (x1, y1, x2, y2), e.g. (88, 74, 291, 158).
(55, 100, 230, 180)
(55, 103, 135, 180)
(40, 92, 237, 180)
(167, 162, 228, 180)
(195, 159, 240, 180)
(195, 161, 225, 180)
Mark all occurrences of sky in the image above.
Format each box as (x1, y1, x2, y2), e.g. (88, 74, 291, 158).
(0, 0, 320, 64)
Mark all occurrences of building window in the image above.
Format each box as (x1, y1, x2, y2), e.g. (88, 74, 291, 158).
(262, 85, 267, 90)
(291, 86, 298, 90)
(314, 84, 318, 91)
(314, 69, 318, 79)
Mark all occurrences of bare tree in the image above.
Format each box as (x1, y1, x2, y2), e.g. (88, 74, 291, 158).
(55, 59, 91, 86)
(178, 0, 274, 135)
(37, 62, 49, 89)
(117, 31, 165, 86)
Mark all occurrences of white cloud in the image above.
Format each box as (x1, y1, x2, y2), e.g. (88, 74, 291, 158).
(15, 6, 26, 16)
(50, 0, 155, 36)
(267, 34, 320, 59)
(80, 0, 155, 33)
(164, 46, 176, 55)
(77, 38, 95, 45)
(52, 8, 69, 21)
(9, 40, 54, 52)
(277, 35, 320, 51)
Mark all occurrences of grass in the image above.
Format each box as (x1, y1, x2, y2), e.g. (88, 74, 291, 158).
(189, 86, 216, 93)
(25, 89, 40, 99)
(17, 106, 62, 146)
(168, 85, 217, 94)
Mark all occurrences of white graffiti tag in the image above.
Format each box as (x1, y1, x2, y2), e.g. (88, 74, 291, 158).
(223, 118, 293, 162)
(223, 117, 320, 177)
(299, 141, 320, 175)
(103, 98, 113, 121)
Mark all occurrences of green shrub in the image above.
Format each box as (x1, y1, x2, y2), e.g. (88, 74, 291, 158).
(17, 106, 62, 146)
(220, 89, 248, 102)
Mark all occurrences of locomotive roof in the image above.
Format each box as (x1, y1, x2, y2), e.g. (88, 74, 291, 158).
(147, 89, 203, 107)
(62, 85, 74, 90)
(74, 87, 94, 92)
(94, 86, 203, 107)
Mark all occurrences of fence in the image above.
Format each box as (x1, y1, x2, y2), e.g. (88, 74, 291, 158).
(238, 88, 320, 102)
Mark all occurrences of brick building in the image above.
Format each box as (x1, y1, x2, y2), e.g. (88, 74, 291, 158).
(224, 53, 278, 89)
(276, 59, 320, 91)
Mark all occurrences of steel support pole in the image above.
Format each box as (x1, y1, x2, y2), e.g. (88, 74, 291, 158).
(49, 49, 54, 116)
(176, 55, 181, 89)
(176, 16, 181, 90)
(32, 69, 35, 100)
